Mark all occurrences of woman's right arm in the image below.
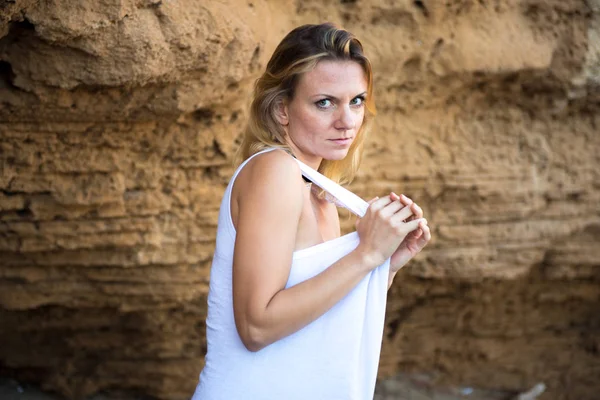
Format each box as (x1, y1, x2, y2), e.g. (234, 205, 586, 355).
(232, 151, 422, 352)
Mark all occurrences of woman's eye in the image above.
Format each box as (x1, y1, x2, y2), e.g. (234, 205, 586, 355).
(351, 96, 365, 106)
(315, 99, 332, 109)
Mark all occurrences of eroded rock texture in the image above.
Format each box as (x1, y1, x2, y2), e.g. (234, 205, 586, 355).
(0, 1, 599, 399)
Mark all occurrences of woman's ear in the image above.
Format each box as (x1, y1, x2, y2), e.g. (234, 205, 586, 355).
(274, 99, 289, 127)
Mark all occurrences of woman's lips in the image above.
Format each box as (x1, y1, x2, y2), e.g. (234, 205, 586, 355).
(329, 138, 353, 146)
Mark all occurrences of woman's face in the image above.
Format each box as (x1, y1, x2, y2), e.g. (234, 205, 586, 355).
(281, 59, 368, 168)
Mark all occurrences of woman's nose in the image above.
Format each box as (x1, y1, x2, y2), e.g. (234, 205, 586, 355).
(335, 105, 355, 130)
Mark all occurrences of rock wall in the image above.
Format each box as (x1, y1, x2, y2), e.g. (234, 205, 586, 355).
(0, 1, 599, 399)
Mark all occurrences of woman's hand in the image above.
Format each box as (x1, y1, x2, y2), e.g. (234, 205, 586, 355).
(388, 193, 431, 273)
(355, 195, 426, 269)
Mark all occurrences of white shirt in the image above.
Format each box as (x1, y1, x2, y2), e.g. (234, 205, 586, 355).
(192, 148, 390, 400)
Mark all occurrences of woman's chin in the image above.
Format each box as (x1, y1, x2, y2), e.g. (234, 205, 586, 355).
(323, 148, 351, 161)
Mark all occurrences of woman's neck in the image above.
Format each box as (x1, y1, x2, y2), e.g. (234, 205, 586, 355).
(285, 142, 322, 170)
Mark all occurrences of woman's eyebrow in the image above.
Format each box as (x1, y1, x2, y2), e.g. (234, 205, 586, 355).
(311, 91, 367, 100)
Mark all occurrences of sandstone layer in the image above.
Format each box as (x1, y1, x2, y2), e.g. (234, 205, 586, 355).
(1, 1, 599, 399)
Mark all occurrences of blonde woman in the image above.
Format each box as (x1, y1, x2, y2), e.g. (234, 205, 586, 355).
(193, 23, 431, 400)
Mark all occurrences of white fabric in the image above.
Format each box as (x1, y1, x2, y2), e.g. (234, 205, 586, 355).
(294, 157, 369, 217)
(192, 148, 390, 400)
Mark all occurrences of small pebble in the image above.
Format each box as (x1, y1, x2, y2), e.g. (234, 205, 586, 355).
(459, 387, 474, 395)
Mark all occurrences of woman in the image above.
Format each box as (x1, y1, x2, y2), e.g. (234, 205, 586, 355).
(193, 23, 431, 399)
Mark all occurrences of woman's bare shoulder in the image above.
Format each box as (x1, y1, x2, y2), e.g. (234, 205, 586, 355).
(236, 149, 304, 195)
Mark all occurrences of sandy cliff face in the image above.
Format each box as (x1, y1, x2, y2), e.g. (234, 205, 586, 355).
(0, 1, 598, 399)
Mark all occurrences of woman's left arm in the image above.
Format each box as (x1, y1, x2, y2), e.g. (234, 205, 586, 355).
(387, 193, 431, 288)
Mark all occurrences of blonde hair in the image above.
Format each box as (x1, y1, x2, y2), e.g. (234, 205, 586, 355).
(236, 23, 376, 185)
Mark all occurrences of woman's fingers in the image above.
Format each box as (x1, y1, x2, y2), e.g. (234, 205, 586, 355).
(400, 193, 414, 205)
(391, 204, 416, 222)
(420, 221, 431, 242)
(411, 202, 423, 218)
(368, 195, 394, 212)
(391, 193, 422, 220)
(403, 218, 427, 233)
(367, 193, 428, 240)
(379, 198, 406, 218)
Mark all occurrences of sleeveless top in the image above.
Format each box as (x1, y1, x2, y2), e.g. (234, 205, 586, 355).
(192, 148, 390, 400)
